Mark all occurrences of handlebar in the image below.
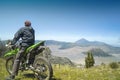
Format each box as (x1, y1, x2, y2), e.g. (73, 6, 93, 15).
(5, 40, 15, 50)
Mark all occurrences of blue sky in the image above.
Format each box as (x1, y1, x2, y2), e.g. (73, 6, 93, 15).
(0, 0, 120, 46)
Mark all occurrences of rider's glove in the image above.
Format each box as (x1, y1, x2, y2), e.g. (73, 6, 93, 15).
(10, 45, 16, 49)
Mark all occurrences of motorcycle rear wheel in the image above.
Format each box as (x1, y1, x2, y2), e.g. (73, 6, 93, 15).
(33, 57, 53, 80)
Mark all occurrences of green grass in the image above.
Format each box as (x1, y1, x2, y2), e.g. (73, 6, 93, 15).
(0, 58, 120, 80)
(53, 64, 120, 80)
(0, 58, 9, 79)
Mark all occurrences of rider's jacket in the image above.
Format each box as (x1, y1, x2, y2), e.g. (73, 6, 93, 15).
(11, 26, 35, 47)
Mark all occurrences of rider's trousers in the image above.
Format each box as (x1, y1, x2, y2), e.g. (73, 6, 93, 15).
(11, 47, 27, 77)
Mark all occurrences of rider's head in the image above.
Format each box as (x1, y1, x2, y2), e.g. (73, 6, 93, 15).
(25, 20, 31, 27)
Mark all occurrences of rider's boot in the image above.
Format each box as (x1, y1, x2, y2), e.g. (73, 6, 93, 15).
(6, 75, 15, 80)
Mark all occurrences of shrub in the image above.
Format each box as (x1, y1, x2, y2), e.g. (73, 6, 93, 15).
(109, 62, 119, 69)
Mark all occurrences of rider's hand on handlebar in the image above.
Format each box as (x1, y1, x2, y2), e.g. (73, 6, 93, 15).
(10, 45, 15, 49)
(5, 40, 15, 49)
(6, 44, 15, 49)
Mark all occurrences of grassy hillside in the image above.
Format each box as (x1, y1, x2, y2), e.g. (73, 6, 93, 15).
(0, 58, 120, 80)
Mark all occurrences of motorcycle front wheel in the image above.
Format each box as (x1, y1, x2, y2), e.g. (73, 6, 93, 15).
(6, 57, 14, 75)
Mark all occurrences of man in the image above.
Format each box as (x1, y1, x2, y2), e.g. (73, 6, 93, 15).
(6, 20, 35, 80)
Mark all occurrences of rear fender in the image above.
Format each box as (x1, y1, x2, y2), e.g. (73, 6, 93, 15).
(26, 41, 45, 53)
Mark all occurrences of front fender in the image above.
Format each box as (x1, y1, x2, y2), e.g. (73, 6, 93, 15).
(4, 49, 19, 57)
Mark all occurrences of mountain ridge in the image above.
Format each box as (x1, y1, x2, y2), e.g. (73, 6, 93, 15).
(43, 39, 120, 64)
(44, 39, 120, 54)
(45, 38, 110, 47)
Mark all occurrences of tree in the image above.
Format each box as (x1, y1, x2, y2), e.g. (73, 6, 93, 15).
(85, 51, 95, 68)
(0, 39, 7, 57)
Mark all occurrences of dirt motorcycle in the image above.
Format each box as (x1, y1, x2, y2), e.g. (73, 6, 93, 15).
(4, 41, 53, 80)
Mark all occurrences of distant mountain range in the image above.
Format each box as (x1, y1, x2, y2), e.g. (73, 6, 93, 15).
(45, 38, 120, 55)
(42, 38, 120, 64)
(75, 38, 107, 46)
(45, 38, 107, 47)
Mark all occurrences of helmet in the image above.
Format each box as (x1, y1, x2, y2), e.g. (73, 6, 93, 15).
(25, 20, 31, 26)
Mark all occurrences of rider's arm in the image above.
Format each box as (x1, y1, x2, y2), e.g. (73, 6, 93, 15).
(11, 28, 23, 45)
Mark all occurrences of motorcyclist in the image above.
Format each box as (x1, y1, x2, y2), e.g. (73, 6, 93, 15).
(6, 20, 35, 80)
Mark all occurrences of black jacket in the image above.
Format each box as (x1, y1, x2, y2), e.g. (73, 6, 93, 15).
(11, 26, 35, 47)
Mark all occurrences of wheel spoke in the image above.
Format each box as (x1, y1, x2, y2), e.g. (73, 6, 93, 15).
(33, 57, 52, 80)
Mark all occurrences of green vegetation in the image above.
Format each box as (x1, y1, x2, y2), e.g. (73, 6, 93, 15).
(85, 51, 95, 68)
(0, 58, 120, 80)
(109, 62, 119, 69)
(0, 39, 7, 56)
